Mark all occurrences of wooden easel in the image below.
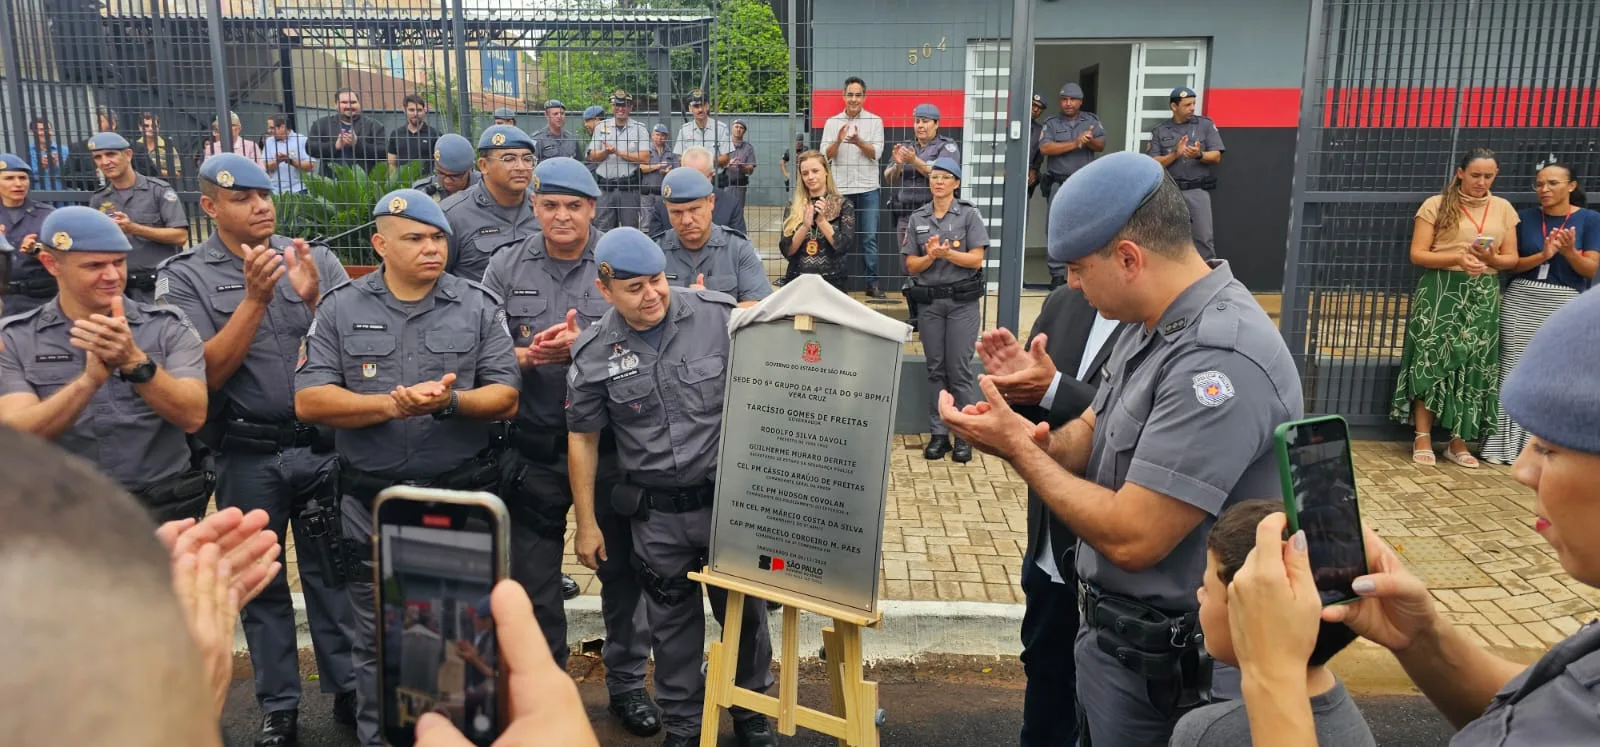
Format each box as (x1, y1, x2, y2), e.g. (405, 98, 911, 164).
(690, 569, 882, 747)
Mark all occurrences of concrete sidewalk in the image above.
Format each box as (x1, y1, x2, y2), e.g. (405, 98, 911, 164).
(273, 438, 1584, 658)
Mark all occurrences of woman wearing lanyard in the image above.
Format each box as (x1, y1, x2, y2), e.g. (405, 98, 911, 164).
(902, 157, 987, 464)
(1479, 158, 1600, 464)
(1391, 148, 1519, 467)
(778, 150, 854, 289)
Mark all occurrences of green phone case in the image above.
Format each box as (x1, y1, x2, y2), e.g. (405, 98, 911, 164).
(1273, 414, 1367, 605)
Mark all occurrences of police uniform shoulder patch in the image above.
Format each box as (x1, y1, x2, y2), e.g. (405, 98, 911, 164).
(493, 307, 510, 336)
(1192, 370, 1235, 407)
(943, 142, 957, 153)
(153, 275, 171, 301)
(164, 190, 179, 202)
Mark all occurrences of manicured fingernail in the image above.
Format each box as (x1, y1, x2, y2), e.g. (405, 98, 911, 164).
(1352, 579, 1376, 594)
(1292, 530, 1307, 553)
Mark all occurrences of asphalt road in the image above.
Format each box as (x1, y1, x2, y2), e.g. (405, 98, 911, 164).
(221, 655, 1458, 746)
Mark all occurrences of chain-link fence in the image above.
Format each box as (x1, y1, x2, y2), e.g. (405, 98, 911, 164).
(1283, 0, 1600, 428)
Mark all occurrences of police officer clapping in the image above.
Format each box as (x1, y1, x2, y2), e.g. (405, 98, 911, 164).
(1227, 288, 1600, 746)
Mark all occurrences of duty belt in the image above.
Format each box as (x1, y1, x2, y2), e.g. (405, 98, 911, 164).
(1077, 579, 1212, 709)
(5, 276, 58, 299)
(340, 451, 502, 508)
(598, 172, 641, 190)
(509, 424, 614, 464)
(221, 418, 329, 454)
(636, 480, 715, 513)
(1174, 176, 1217, 191)
(127, 269, 159, 292)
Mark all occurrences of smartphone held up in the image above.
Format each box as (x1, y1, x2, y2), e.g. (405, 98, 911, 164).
(374, 487, 511, 747)
(1273, 415, 1370, 606)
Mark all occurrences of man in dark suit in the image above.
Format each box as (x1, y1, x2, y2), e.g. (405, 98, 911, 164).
(978, 284, 1125, 747)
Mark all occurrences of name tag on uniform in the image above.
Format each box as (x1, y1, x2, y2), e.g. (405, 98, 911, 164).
(915, 225, 930, 234)
(353, 323, 388, 332)
(512, 289, 540, 296)
(476, 227, 502, 236)
(609, 369, 641, 382)
(215, 283, 244, 292)
(36, 353, 73, 363)
(665, 273, 680, 281)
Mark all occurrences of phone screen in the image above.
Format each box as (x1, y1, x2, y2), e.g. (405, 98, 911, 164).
(1282, 418, 1368, 605)
(376, 498, 504, 746)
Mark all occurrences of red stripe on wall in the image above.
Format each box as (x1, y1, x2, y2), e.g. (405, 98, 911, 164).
(810, 90, 967, 129)
(1205, 88, 1302, 128)
(1324, 87, 1600, 128)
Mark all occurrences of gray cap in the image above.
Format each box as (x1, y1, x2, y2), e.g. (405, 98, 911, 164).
(652, 123, 670, 135)
(1048, 151, 1166, 263)
(1170, 87, 1198, 102)
(912, 103, 941, 122)
(661, 168, 713, 203)
(1502, 288, 1600, 454)
(432, 133, 476, 174)
(596, 227, 666, 280)
(543, 99, 565, 111)
(40, 206, 132, 253)
(199, 153, 272, 191)
(1060, 82, 1084, 100)
(532, 157, 600, 199)
(477, 124, 535, 151)
(492, 107, 516, 119)
(930, 156, 961, 180)
(373, 188, 452, 236)
(86, 131, 131, 151)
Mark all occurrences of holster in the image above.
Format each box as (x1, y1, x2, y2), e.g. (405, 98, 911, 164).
(127, 269, 159, 292)
(220, 418, 333, 455)
(135, 468, 216, 524)
(500, 452, 573, 540)
(610, 482, 648, 522)
(631, 553, 704, 607)
(339, 450, 504, 509)
(299, 490, 354, 589)
(5, 276, 58, 299)
(1079, 580, 1213, 713)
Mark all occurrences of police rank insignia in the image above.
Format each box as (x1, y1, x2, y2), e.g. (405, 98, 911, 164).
(1192, 371, 1234, 407)
(491, 132, 507, 146)
(52, 231, 72, 250)
(598, 261, 614, 279)
(531, 175, 541, 191)
(661, 184, 672, 199)
(388, 196, 407, 214)
(434, 149, 442, 162)
(518, 324, 532, 339)
(362, 362, 378, 378)
(100, 201, 116, 213)
(216, 170, 235, 188)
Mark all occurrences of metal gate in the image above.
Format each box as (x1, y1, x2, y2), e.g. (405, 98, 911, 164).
(1282, 0, 1600, 429)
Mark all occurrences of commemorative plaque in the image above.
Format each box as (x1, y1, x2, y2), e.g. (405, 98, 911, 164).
(709, 276, 907, 614)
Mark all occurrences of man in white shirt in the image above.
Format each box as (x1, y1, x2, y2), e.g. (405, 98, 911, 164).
(821, 76, 886, 298)
(262, 114, 316, 194)
(674, 88, 732, 175)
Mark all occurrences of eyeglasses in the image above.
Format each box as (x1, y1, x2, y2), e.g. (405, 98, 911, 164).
(493, 154, 535, 166)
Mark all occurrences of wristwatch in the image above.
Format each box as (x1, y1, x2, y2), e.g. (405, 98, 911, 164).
(119, 359, 157, 384)
(431, 390, 460, 421)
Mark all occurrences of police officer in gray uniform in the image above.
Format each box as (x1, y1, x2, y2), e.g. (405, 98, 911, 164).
(412, 132, 481, 201)
(533, 99, 581, 162)
(902, 157, 986, 464)
(641, 123, 679, 236)
(294, 189, 521, 747)
(566, 228, 777, 747)
(1039, 82, 1107, 288)
(492, 107, 517, 127)
(1148, 87, 1224, 260)
(482, 157, 662, 737)
(1027, 93, 1045, 200)
(156, 154, 356, 746)
(656, 168, 771, 304)
(1, 153, 56, 316)
(0, 206, 211, 523)
(87, 132, 190, 303)
(885, 103, 961, 249)
(581, 105, 605, 176)
(589, 90, 652, 231)
(442, 124, 537, 282)
(940, 151, 1301, 746)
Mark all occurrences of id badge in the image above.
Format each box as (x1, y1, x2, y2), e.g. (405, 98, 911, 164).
(1538, 263, 1551, 281)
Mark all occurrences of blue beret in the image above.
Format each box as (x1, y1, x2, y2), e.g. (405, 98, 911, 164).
(373, 188, 452, 236)
(532, 157, 599, 199)
(478, 124, 534, 151)
(1060, 82, 1084, 100)
(1502, 289, 1600, 454)
(661, 168, 713, 203)
(86, 131, 130, 151)
(583, 106, 604, 120)
(432, 133, 476, 174)
(0, 153, 33, 173)
(543, 99, 565, 111)
(1170, 87, 1197, 102)
(930, 157, 962, 180)
(39, 206, 132, 253)
(652, 123, 670, 135)
(596, 227, 665, 281)
(474, 596, 492, 618)
(199, 153, 272, 191)
(912, 103, 940, 122)
(1032, 93, 1045, 107)
(492, 107, 516, 119)
(1048, 151, 1165, 263)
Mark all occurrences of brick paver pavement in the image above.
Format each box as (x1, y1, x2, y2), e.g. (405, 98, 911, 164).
(282, 438, 1579, 651)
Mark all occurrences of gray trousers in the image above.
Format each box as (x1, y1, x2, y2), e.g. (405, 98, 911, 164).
(340, 495, 384, 747)
(726, 185, 749, 234)
(633, 505, 774, 737)
(1043, 178, 1067, 280)
(597, 188, 642, 231)
(921, 297, 982, 434)
(1181, 189, 1216, 260)
(1073, 624, 1241, 746)
(217, 447, 355, 714)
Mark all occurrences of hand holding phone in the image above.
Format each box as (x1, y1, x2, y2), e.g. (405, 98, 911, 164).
(1274, 415, 1370, 606)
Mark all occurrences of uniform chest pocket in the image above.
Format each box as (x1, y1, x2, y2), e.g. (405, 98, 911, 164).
(607, 374, 661, 423)
(24, 363, 81, 400)
(342, 334, 398, 391)
(507, 297, 550, 343)
(209, 288, 245, 315)
(702, 274, 737, 294)
(424, 330, 477, 384)
(469, 231, 509, 255)
(577, 297, 611, 325)
(676, 354, 726, 414)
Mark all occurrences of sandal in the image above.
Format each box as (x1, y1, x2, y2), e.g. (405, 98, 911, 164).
(1412, 433, 1436, 466)
(1444, 442, 1480, 469)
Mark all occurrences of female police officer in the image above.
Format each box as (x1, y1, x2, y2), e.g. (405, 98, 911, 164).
(1227, 285, 1600, 745)
(902, 156, 986, 463)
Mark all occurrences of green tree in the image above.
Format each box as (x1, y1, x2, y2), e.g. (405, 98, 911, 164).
(708, 0, 793, 113)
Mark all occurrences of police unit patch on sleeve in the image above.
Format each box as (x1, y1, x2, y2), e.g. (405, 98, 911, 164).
(943, 143, 957, 153)
(1192, 370, 1234, 407)
(494, 308, 510, 336)
(164, 190, 179, 202)
(154, 276, 170, 301)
